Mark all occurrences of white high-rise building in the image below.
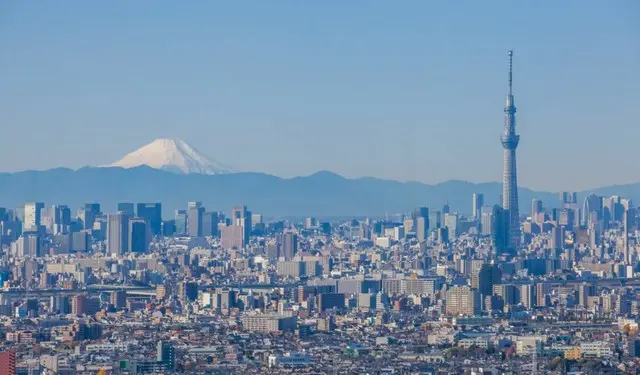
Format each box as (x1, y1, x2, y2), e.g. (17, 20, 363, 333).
(23, 202, 44, 231)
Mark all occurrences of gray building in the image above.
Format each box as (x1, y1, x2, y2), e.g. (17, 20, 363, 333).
(187, 201, 204, 237)
(107, 212, 130, 255)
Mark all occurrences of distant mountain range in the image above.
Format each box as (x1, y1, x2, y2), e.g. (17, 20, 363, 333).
(0, 165, 636, 218)
(0, 138, 637, 217)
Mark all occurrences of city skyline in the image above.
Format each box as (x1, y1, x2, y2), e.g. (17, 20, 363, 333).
(0, 2, 638, 191)
(3, 2, 640, 374)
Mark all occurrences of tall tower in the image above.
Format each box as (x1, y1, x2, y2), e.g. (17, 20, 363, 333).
(501, 50, 521, 249)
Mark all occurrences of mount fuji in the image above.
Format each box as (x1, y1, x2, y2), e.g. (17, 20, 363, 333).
(106, 138, 234, 175)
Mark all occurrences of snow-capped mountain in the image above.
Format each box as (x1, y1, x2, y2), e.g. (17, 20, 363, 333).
(107, 138, 234, 175)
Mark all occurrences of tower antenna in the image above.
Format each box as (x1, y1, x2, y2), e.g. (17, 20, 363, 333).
(508, 50, 513, 95)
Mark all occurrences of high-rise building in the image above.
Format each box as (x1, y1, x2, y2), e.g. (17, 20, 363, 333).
(416, 216, 428, 241)
(178, 281, 198, 302)
(444, 213, 459, 239)
(445, 285, 480, 316)
(157, 340, 176, 371)
(472, 193, 484, 220)
(117, 203, 135, 216)
(40, 205, 71, 235)
(492, 205, 509, 256)
(531, 199, 543, 217)
(519, 284, 535, 309)
(0, 351, 16, 375)
(107, 212, 130, 255)
(23, 201, 44, 231)
(560, 192, 578, 206)
(79, 203, 101, 231)
(550, 225, 564, 251)
(471, 263, 502, 298)
(110, 290, 127, 309)
(279, 232, 298, 259)
(481, 211, 493, 236)
(174, 209, 187, 235)
(220, 224, 245, 249)
(582, 194, 602, 225)
(187, 202, 204, 237)
(71, 231, 90, 252)
(623, 208, 632, 264)
(202, 211, 219, 237)
(500, 50, 521, 250)
(71, 294, 87, 315)
(231, 206, 252, 245)
(429, 210, 441, 231)
(129, 218, 149, 253)
(136, 203, 162, 236)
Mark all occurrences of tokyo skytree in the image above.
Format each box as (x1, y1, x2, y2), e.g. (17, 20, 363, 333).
(501, 50, 521, 249)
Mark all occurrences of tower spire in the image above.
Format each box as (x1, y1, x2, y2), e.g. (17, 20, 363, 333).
(508, 50, 513, 95)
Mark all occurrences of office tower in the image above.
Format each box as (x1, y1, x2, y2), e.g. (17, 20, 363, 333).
(558, 208, 575, 230)
(445, 285, 480, 316)
(202, 211, 219, 237)
(129, 218, 149, 253)
(252, 213, 264, 225)
(550, 226, 564, 251)
(429, 210, 441, 231)
(136, 203, 162, 236)
(110, 290, 127, 309)
(582, 194, 601, 225)
(157, 341, 176, 370)
(178, 281, 198, 302)
(305, 217, 317, 229)
(41, 205, 71, 235)
(117, 203, 135, 216)
(535, 282, 550, 307)
(0, 351, 16, 375)
(231, 205, 252, 244)
(500, 50, 521, 250)
(623, 209, 632, 264)
(531, 199, 543, 217)
(492, 205, 509, 256)
(187, 202, 204, 237)
(78, 203, 101, 230)
(72, 231, 90, 252)
(174, 209, 187, 235)
(23, 201, 44, 231)
(416, 216, 428, 241)
(414, 206, 429, 220)
(471, 263, 502, 297)
(442, 203, 450, 215)
(13, 235, 42, 257)
(493, 284, 517, 306)
(71, 295, 87, 315)
(444, 213, 459, 239)
(560, 192, 578, 206)
(279, 232, 298, 259)
(519, 284, 535, 309)
(472, 193, 484, 220)
(413, 206, 429, 232)
(221, 224, 245, 249)
(481, 211, 493, 236)
(107, 212, 130, 255)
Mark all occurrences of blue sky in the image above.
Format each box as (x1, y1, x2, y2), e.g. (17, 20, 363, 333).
(0, 1, 638, 191)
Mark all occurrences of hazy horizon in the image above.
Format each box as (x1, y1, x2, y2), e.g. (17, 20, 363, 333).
(1, 1, 638, 191)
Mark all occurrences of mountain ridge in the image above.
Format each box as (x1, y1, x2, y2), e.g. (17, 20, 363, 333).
(1, 166, 634, 217)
